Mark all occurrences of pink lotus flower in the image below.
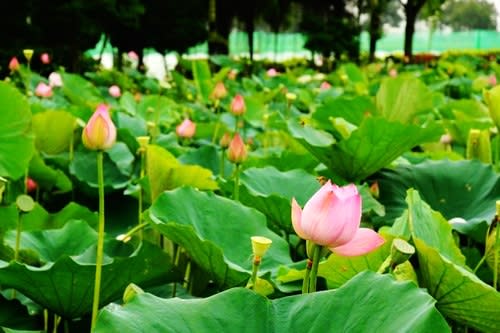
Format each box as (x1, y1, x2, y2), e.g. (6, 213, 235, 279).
(8, 57, 19, 71)
(35, 82, 53, 98)
(82, 104, 117, 150)
(108, 85, 121, 98)
(40, 53, 50, 64)
(266, 68, 279, 77)
(48, 72, 63, 87)
(128, 51, 139, 61)
(176, 118, 196, 139)
(291, 181, 384, 256)
(320, 81, 331, 90)
(210, 82, 227, 100)
(230, 94, 246, 116)
(227, 133, 247, 164)
(389, 68, 398, 77)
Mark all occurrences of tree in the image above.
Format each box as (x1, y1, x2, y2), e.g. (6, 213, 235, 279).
(400, 0, 445, 60)
(441, 0, 497, 30)
(299, 0, 361, 63)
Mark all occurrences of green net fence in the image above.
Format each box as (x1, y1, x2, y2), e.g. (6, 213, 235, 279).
(87, 29, 500, 60)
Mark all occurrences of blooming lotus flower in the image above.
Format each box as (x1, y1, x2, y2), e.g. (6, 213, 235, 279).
(227, 133, 247, 164)
(291, 181, 384, 256)
(108, 85, 121, 98)
(320, 81, 331, 90)
(176, 118, 196, 139)
(266, 68, 279, 77)
(230, 94, 246, 116)
(8, 57, 19, 71)
(48, 72, 63, 87)
(40, 53, 50, 64)
(82, 104, 117, 150)
(35, 82, 53, 98)
(210, 82, 227, 100)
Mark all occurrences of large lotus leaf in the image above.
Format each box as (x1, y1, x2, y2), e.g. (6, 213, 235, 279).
(32, 110, 75, 155)
(243, 94, 268, 128)
(69, 148, 130, 190)
(376, 160, 499, 241)
(4, 220, 97, 262)
(313, 95, 376, 129)
(192, 60, 213, 104)
(0, 200, 97, 235)
(415, 239, 500, 332)
(95, 271, 449, 333)
(0, 295, 42, 330)
(0, 224, 179, 318)
(178, 145, 232, 177)
(0, 82, 34, 180)
(290, 117, 442, 182)
(391, 189, 466, 266)
(136, 95, 181, 126)
(376, 76, 434, 123)
(238, 167, 321, 233)
(146, 145, 218, 201)
(148, 187, 293, 288)
(28, 153, 72, 193)
(60, 73, 102, 108)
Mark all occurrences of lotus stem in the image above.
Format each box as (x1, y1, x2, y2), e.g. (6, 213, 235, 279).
(250, 256, 261, 290)
(91, 151, 106, 331)
(308, 244, 322, 293)
(233, 164, 240, 201)
(301, 259, 313, 294)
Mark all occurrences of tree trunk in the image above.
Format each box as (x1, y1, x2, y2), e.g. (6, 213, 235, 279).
(403, 0, 427, 61)
(368, 9, 381, 62)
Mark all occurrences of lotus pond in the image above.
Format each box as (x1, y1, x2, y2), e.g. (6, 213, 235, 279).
(0, 54, 499, 332)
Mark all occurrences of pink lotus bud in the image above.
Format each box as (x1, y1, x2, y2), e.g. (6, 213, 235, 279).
(230, 94, 246, 116)
(389, 68, 398, 77)
(82, 104, 117, 150)
(291, 181, 384, 256)
(26, 178, 37, 193)
(108, 85, 121, 98)
(320, 81, 331, 90)
(266, 68, 279, 77)
(210, 82, 227, 100)
(40, 53, 50, 65)
(128, 51, 139, 61)
(219, 132, 231, 149)
(440, 133, 453, 145)
(48, 72, 63, 87)
(489, 74, 497, 86)
(227, 133, 247, 164)
(228, 69, 238, 80)
(8, 57, 19, 71)
(176, 118, 196, 139)
(35, 82, 53, 98)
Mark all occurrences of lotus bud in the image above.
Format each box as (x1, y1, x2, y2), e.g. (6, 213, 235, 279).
(48, 72, 63, 87)
(26, 178, 38, 193)
(466, 129, 491, 164)
(320, 81, 331, 90)
(210, 81, 227, 101)
(8, 57, 19, 71)
(489, 75, 497, 86)
(389, 68, 398, 77)
(176, 119, 196, 139)
(230, 94, 246, 116)
(219, 132, 231, 149)
(227, 133, 247, 164)
(82, 104, 117, 150)
(108, 85, 121, 98)
(266, 68, 278, 77)
(127, 51, 139, 61)
(35, 82, 53, 98)
(484, 86, 500, 129)
(40, 53, 50, 64)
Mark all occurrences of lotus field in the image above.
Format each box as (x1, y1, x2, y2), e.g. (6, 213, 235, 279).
(1, 52, 500, 332)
